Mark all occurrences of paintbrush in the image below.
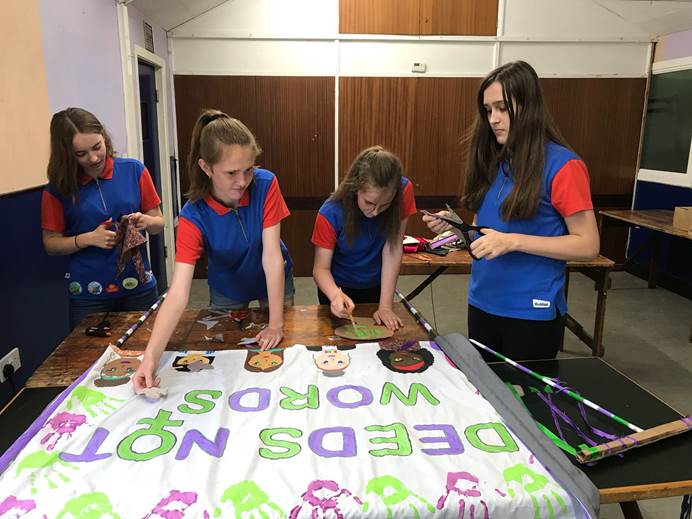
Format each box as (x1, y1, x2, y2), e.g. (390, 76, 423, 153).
(338, 287, 358, 334)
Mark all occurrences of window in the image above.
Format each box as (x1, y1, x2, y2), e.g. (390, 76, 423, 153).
(638, 56, 692, 187)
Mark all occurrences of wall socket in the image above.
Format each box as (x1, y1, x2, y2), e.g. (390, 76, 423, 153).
(0, 348, 21, 383)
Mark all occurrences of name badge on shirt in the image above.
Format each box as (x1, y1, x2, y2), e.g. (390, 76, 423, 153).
(532, 299, 551, 308)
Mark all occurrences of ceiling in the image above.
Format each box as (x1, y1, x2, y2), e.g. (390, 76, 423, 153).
(127, 0, 692, 37)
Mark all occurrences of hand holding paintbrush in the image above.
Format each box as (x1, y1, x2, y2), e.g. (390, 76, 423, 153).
(333, 287, 356, 332)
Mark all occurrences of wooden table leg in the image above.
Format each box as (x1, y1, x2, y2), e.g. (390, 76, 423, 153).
(619, 500, 644, 519)
(592, 268, 611, 357)
(560, 269, 571, 352)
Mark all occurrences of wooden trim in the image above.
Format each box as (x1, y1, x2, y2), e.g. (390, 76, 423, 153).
(599, 480, 692, 504)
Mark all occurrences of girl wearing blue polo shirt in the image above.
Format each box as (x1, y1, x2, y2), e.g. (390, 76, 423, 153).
(134, 110, 293, 390)
(312, 146, 417, 331)
(41, 108, 164, 330)
(424, 61, 599, 361)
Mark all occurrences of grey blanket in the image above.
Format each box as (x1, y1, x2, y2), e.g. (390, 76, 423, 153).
(436, 332, 600, 518)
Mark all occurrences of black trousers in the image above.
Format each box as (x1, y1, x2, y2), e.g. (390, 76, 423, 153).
(468, 304, 564, 362)
(317, 285, 381, 305)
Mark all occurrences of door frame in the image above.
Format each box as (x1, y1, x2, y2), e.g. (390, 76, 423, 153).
(133, 45, 175, 286)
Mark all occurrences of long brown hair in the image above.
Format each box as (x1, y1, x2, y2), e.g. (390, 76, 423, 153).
(462, 61, 569, 220)
(47, 108, 114, 199)
(187, 109, 262, 202)
(330, 146, 403, 246)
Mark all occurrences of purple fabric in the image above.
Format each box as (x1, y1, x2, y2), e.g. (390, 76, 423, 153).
(0, 364, 93, 474)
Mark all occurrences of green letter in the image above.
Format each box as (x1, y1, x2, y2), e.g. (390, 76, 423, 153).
(117, 410, 183, 461)
(259, 428, 302, 460)
(366, 423, 412, 457)
(279, 385, 319, 410)
(178, 389, 222, 414)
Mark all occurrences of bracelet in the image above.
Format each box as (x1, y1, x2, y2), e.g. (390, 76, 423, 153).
(74, 234, 82, 250)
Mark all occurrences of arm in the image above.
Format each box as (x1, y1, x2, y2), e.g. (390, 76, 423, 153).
(42, 221, 117, 256)
(374, 218, 408, 330)
(132, 262, 195, 391)
(256, 222, 285, 350)
(470, 209, 600, 261)
(126, 207, 165, 235)
(313, 246, 354, 318)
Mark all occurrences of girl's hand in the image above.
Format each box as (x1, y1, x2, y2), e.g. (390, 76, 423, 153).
(89, 219, 117, 249)
(255, 326, 283, 351)
(373, 307, 403, 331)
(330, 291, 355, 319)
(132, 356, 161, 392)
(124, 212, 149, 231)
(469, 228, 517, 260)
(422, 211, 452, 235)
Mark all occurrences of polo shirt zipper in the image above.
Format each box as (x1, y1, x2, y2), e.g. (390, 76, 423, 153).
(95, 178, 109, 213)
(233, 209, 248, 243)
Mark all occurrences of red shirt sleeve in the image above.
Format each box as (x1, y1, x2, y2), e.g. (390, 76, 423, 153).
(551, 160, 594, 217)
(262, 177, 290, 229)
(401, 180, 417, 219)
(311, 213, 337, 249)
(139, 168, 162, 213)
(41, 190, 66, 232)
(175, 217, 204, 264)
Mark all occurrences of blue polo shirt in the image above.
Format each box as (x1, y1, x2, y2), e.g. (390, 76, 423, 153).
(41, 157, 160, 299)
(312, 178, 417, 289)
(468, 142, 594, 320)
(176, 168, 292, 302)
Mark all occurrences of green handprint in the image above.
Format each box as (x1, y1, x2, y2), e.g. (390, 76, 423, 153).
(504, 463, 569, 519)
(214, 480, 284, 518)
(56, 492, 121, 518)
(15, 450, 78, 494)
(66, 386, 124, 418)
(362, 475, 434, 519)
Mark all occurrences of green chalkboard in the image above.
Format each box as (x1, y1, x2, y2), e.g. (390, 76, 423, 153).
(640, 68, 692, 174)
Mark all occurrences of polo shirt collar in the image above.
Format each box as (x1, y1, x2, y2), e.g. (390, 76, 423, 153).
(79, 156, 114, 185)
(204, 188, 250, 216)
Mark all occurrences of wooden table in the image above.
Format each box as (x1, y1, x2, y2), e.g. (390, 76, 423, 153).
(400, 250, 615, 356)
(490, 356, 692, 519)
(26, 303, 428, 388)
(601, 209, 692, 343)
(600, 209, 692, 289)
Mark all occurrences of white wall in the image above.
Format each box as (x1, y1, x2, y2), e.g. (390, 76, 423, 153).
(40, 0, 128, 151)
(170, 0, 653, 78)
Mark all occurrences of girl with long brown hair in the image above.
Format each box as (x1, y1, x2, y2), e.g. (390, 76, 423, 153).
(133, 109, 293, 391)
(312, 146, 417, 330)
(424, 61, 599, 360)
(41, 107, 164, 329)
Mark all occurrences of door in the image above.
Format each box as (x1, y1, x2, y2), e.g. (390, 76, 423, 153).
(138, 61, 167, 292)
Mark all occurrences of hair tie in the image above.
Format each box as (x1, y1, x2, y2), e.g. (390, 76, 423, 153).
(204, 112, 227, 126)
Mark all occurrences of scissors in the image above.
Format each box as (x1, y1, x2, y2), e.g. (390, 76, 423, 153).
(422, 204, 489, 260)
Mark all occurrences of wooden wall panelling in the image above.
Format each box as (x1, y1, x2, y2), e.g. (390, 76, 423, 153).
(339, 77, 417, 180)
(282, 210, 319, 277)
(253, 76, 335, 198)
(339, 77, 480, 207)
(541, 78, 646, 197)
(420, 0, 499, 36)
(411, 78, 481, 196)
(174, 75, 335, 278)
(174, 75, 260, 198)
(339, 0, 420, 35)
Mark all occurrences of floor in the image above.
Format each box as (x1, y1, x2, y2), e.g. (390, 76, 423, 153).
(189, 271, 692, 519)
